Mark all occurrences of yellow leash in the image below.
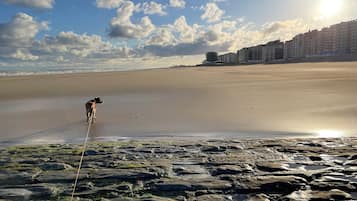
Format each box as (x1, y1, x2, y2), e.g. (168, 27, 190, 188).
(70, 114, 93, 200)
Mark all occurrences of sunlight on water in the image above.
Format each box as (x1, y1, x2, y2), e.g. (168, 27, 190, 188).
(316, 130, 344, 138)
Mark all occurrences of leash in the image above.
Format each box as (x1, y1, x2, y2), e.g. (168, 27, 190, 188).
(70, 114, 93, 200)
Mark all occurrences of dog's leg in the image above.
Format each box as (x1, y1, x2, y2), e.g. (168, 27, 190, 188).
(87, 112, 91, 123)
(92, 110, 96, 124)
(85, 106, 88, 122)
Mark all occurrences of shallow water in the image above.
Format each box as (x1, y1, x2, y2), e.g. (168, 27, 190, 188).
(0, 94, 355, 147)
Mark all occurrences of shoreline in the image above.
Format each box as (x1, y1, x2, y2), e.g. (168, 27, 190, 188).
(1, 59, 356, 79)
(1, 137, 356, 200)
(0, 65, 173, 78)
(0, 131, 324, 148)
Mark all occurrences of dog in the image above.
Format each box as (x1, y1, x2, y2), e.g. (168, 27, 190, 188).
(85, 97, 103, 123)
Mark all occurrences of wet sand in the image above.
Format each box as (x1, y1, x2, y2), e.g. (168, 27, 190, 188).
(1, 62, 357, 144)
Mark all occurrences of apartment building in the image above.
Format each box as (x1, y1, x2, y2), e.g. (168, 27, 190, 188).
(262, 40, 284, 62)
(238, 48, 249, 64)
(333, 21, 351, 54)
(303, 30, 319, 57)
(248, 45, 263, 63)
(351, 20, 357, 53)
(207, 19, 357, 66)
(218, 53, 238, 64)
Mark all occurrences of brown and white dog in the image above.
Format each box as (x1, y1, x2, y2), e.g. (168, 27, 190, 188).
(85, 97, 103, 123)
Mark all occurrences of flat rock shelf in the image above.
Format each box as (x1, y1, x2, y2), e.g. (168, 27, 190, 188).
(0, 138, 356, 200)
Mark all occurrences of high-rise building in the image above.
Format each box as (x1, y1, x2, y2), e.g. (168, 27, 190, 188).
(304, 30, 319, 57)
(248, 45, 263, 63)
(218, 53, 238, 64)
(262, 40, 284, 62)
(351, 20, 357, 53)
(238, 48, 249, 64)
(318, 27, 334, 56)
(208, 19, 357, 67)
(206, 52, 218, 62)
(333, 21, 351, 54)
(291, 34, 305, 58)
(284, 40, 294, 59)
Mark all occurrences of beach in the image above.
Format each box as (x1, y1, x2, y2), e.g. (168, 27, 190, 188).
(1, 62, 357, 144)
(1, 62, 357, 200)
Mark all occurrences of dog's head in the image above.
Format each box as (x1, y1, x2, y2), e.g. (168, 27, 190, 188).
(94, 97, 103, 104)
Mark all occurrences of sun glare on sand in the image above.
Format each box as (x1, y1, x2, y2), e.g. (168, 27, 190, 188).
(317, 130, 344, 138)
(319, 0, 343, 18)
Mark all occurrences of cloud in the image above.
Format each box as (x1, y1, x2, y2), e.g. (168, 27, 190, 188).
(146, 28, 175, 45)
(1, 0, 54, 9)
(10, 49, 39, 60)
(0, 13, 133, 64)
(96, 0, 167, 16)
(108, 1, 155, 38)
(173, 16, 200, 43)
(32, 31, 114, 58)
(95, 0, 124, 9)
(201, 3, 225, 23)
(142, 37, 230, 57)
(31, 31, 134, 65)
(139, 1, 167, 16)
(140, 16, 233, 57)
(169, 0, 185, 8)
(0, 12, 48, 61)
(262, 19, 308, 40)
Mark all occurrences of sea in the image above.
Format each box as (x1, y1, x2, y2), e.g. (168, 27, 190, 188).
(0, 65, 159, 76)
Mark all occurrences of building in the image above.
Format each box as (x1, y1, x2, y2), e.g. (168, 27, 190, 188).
(218, 52, 238, 64)
(205, 52, 218, 62)
(285, 34, 305, 59)
(350, 20, 357, 53)
(318, 27, 335, 56)
(284, 40, 294, 60)
(334, 21, 351, 54)
(248, 45, 263, 63)
(262, 40, 284, 62)
(303, 30, 319, 57)
(238, 48, 249, 64)
(203, 19, 357, 67)
(292, 34, 305, 58)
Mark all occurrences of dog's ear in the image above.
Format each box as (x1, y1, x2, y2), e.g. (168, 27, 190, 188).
(95, 97, 103, 103)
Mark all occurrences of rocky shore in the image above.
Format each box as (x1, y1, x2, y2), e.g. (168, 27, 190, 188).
(0, 137, 356, 200)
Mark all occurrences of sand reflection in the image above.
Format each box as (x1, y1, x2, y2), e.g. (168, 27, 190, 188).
(316, 129, 344, 138)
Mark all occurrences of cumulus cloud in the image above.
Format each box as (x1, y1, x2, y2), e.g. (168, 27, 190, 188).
(32, 31, 114, 58)
(139, 1, 167, 16)
(262, 19, 308, 40)
(95, 0, 124, 9)
(0, 13, 133, 64)
(108, 1, 155, 38)
(173, 16, 200, 43)
(31, 31, 134, 65)
(201, 3, 225, 23)
(0, 12, 48, 61)
(1, 0, 54, 9)
(146, 28, 175, 45)
(142, 37, 230, 57)
(139, 16, 233, 57)
(169, 0, 185, 8)
(96, 0, 167, 16)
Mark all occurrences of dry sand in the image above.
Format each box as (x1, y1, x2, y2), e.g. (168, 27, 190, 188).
(1, 62, 357, 144)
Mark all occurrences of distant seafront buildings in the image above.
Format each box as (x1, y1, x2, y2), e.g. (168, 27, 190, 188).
(202, 19, 357, 66)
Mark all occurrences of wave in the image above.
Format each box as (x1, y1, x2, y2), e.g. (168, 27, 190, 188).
(0, 66, 165, 77)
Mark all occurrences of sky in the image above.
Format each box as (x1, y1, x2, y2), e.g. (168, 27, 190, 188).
(0, 0, 357, 70)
